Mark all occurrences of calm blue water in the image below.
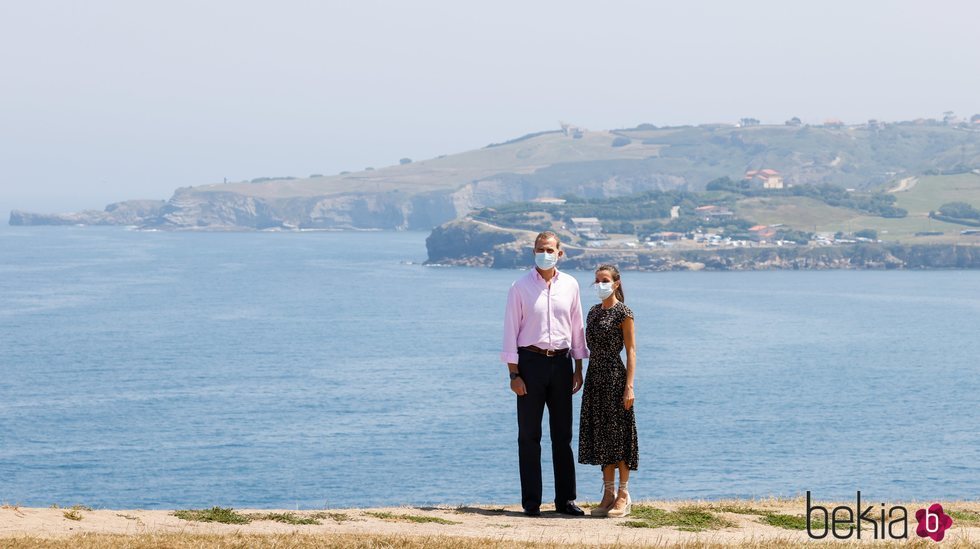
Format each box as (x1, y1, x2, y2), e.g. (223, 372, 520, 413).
(1, 225, 978, 509)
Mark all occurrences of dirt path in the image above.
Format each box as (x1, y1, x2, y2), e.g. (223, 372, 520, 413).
(3, 499, 979, 546)
(887, 176, 918, 193)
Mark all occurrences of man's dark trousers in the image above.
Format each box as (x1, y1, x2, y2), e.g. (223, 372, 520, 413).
(516, 347, 576, 511)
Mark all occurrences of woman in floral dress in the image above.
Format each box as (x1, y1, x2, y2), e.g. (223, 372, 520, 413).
(578, 263, 638, 518)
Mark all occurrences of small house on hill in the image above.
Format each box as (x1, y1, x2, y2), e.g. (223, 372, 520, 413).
(744, 169, 784, 189)
(570, 217, 604, 239)
(646, 231, 684, 242)
(694, 205, 735, 221)
(749, 224, 777, 240)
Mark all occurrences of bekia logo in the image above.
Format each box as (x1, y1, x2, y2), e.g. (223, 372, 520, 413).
(916, 503, 954, 542)
(806, 491, 954, 541)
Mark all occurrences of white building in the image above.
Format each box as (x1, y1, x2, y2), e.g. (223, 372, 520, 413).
(570, 217, 603, 234)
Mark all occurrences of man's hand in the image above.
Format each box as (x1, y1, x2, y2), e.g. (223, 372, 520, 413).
(511, 377, 527, 396)
(572, 370, 583, 394)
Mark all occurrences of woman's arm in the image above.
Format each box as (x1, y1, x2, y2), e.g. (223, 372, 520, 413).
(622, 316, 636, 410)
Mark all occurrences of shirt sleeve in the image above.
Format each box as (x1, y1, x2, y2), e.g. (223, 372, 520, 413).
(500, 283, 522, 364)
(569, 283, 590, 360)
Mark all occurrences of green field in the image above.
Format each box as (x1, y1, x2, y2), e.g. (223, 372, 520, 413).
(893, 173, 980, 214)
(734, 173, 980, 243)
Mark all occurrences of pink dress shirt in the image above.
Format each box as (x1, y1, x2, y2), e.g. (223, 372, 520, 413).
(501, 267, 590, 364)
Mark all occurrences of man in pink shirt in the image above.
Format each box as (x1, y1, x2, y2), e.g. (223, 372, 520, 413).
(501, 231, 589, 516)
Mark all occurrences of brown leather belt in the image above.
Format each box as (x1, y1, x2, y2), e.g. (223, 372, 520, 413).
(519, 345, 569, 358)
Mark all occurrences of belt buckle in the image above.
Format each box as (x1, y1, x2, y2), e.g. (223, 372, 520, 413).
(545, 348, 555, 357)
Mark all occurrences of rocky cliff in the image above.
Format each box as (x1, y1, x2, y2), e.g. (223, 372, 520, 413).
(9, 200, 166, 226)
(11, 121, 980, 230)
(10, 172, 686, 230)
(425, 219, 520, 266)
(150, 186, 478, 230)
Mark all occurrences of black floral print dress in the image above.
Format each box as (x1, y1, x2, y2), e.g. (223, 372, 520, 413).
(578, 301, 639, 470)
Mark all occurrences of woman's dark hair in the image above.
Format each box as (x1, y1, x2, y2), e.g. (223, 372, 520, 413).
(595, 263, 624, 303)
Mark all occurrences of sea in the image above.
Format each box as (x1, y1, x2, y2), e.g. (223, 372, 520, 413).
(1, 225, 978, 509)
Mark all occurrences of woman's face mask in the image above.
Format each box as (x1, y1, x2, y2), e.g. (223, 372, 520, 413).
(593, 281, 614, 300)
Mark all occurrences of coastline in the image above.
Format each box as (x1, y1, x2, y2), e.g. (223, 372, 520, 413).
(425, 219, 980, 270)
(7, 219, 980, 270)
(4, 498, 980, 547)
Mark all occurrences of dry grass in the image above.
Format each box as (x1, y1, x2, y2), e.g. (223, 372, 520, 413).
(48, 503, 93, 511)
(4, 498, 980, 547)
(700, 502, 770, 515)
(248, 512, 321, 525)
(1, 532, 978, 548)
(314, 511, 358, 523)
(364, 511, 461, 525)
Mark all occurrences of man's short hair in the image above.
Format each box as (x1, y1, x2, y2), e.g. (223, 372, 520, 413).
(534, 231, 561, 248)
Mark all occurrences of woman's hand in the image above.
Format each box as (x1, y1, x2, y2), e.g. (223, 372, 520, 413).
(623, 385, 635, 410)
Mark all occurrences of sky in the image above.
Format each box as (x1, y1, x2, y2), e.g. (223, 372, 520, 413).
(1, 0, 979, 214)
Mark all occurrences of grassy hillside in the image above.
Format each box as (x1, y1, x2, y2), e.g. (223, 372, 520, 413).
(467, 173, 980, 245)
(196, 130, 664, 199)
(893, 173, 980, 212)
(734, 173, 980, 243)
(190, 123, 980, 200)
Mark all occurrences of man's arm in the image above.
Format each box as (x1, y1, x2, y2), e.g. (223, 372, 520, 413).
(502, 283, 527, 396)
(569, 283, 588, 394)
(568, 283, 589, 362)
(501, 283, 522, 365)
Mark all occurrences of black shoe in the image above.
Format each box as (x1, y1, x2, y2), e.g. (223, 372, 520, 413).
(555, 500, 585, 516)
(523, 507, 541, 517)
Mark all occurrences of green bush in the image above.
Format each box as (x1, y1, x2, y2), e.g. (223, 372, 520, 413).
(775, 229, 812, 244)
(938, 202, 980, 220)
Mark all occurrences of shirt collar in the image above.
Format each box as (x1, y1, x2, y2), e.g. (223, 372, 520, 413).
(533, 267, 560, 283)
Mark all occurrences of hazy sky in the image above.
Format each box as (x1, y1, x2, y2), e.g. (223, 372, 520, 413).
(2, 0, 978, 213)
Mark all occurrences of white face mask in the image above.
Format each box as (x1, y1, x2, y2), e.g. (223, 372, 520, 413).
(593, 282, 614, 300)
(534, 251, 558, 270)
